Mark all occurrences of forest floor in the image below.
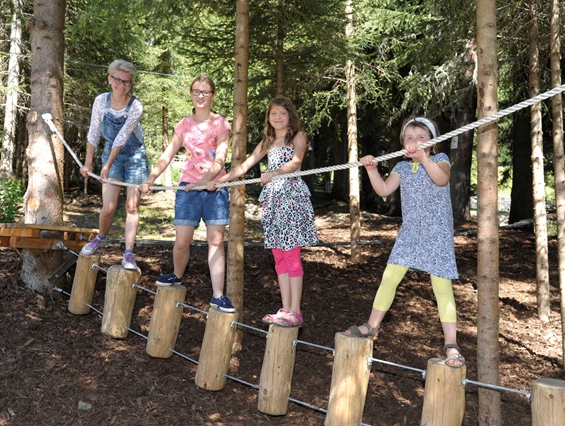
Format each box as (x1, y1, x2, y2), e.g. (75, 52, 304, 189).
(0, 188, 563, 426)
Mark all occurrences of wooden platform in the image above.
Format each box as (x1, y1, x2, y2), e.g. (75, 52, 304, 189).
(0, 223, 99, 252)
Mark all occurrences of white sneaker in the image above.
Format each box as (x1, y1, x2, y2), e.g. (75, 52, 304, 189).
(121, 253, 137, 270)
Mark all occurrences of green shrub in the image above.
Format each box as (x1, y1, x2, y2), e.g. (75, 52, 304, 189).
(0, 179, 24, 223)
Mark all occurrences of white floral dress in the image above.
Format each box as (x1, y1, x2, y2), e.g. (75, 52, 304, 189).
(258, 146, 318, 250)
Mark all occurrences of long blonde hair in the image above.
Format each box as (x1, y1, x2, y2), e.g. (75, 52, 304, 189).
(261, 96, 303, 152)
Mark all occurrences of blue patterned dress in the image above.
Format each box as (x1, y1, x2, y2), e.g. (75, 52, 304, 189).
(258, 146, 318, 251)
(387, 153, 458, 279)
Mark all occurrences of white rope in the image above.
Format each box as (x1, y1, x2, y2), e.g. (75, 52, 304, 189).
(42, 83, 565, 191)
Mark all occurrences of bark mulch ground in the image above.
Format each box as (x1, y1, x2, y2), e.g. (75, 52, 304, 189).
(0, 192, 562, 425)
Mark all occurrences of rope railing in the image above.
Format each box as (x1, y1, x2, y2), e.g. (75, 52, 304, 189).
(41, 83, 565, 193)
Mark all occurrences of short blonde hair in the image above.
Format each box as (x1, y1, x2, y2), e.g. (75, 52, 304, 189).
(107, 59, 137, 77)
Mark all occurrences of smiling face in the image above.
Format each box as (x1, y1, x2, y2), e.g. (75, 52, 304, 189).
(108, 70, 133, 96)
(268, 105, 290, 132)
(190, 81, 215, 110)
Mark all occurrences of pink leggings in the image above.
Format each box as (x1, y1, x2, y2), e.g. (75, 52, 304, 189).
(272, 247, 303, 277)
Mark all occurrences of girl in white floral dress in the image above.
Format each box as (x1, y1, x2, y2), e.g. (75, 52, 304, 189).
(210, 96, 318, 327)
(345, 117, 464, 368)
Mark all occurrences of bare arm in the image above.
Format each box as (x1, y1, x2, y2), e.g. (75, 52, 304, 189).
(260, 131, 307, 185)
(139, 133, 183, 193)
(419, 156, 451, 186)
(360, 155, 400, 197)
(206, 141, 267, 190)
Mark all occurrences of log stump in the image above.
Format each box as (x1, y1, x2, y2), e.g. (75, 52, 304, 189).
(68, 253, 101, 315)
(146, 285, 187, 358)
(195, 307, 238, 391)
(532, 378, 565, 426)
(258, 324, 300, 416)
(100, 265, 141, 339)
(325, 332, 373, 426)
(420, 357, 466, 426)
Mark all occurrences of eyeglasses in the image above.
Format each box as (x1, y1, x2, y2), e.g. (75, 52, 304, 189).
(191, 89, 214, 97)
(111, 76, 132, 87)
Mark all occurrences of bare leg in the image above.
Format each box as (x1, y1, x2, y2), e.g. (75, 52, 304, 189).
(207, 225, 226, 298)
(441, 321, 463, 366)
(99, 182, 121, 236)
(173, 225, 195, 278)
(289, 275, 303, 313)
(278, 273, 291, 309)
(124, 186, 141, 251)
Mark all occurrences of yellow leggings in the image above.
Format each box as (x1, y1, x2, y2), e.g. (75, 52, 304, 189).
(372, 264, 457, 323)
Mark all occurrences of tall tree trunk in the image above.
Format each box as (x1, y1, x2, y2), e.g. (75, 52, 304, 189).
(385, 119, 402, 216)
(345, 1, 360, 262)
(476, 0, 501, 423)
(528, 0, 550, 322)
(330, 109, 348, 202)
(549, 0, 565, 367)
(509, 107, 533, 224)
(275, 0, 284, 96)
(161, 105, 172, 187)
(450, 40, 477, 223)
(21, 0, 66, 292)
(0, 0, 23, 178)
(228, 0, 249, 324)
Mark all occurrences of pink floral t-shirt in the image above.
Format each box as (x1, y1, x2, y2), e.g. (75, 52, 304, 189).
(174, 114, 232, 183)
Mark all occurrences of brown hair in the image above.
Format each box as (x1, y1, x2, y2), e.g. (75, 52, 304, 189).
(399, 117, 440, 153)
(190, 74, 216, 93)
(261, 96, 304, 152)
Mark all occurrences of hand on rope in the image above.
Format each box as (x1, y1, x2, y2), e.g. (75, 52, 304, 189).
(41, 82, 565, 194)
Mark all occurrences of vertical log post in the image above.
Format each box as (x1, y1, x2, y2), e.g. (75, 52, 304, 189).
(195, 307, 238, 391)
(68, 253, 101, 315)
(258, 324, 300, 415)
(420, 358, 466, 426)
(531, 378, 565, 426)
(325, 333, 373, 426)
(100, 265, 141, 339)
(146, 285, 187, 358)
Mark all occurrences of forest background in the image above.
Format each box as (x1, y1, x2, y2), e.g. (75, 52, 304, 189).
(0, 0, 561, 224)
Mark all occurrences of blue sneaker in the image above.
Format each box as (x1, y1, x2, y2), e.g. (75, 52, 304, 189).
(210, 295, 236, 313)
(156, 273, 182, 286)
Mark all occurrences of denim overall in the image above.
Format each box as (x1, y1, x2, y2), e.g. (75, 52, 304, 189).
(100, 93, 148, 184)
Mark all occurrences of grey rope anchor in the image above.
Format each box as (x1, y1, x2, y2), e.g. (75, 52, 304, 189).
(41, 82, 565, 192)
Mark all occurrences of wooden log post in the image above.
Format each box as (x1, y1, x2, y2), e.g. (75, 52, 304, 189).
(258, 324, 300, 416)
(420, 358, 466, 426)
(195, 307, 238, 391)
(100, 265, 141, 339)
(146, 285, 187, 358)
(531, 378, 565, 426)
(325, 333, 373, 426)
(68, 253, 101, 315)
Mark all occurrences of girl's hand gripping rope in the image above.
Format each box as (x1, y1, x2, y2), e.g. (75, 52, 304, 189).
(360, 155, 378, 169)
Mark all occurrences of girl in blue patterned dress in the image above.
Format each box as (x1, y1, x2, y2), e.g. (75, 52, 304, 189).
(209, 96, 318, 327)
(345, 117, 464, 368)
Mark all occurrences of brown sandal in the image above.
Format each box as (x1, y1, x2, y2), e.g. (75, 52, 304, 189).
(444, 344, 465, 368)
(345, 323, 380, 340)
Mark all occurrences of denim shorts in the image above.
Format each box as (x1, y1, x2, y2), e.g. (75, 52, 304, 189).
(174, 183, 230, 227)
(101, 146, 148, 185)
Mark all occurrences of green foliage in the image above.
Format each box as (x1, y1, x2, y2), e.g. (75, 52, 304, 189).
(0, 179, 24, 223)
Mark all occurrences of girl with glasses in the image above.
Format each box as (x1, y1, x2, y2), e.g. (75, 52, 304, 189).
(140, 74, 235, 313)
(80, 59, 148, 271)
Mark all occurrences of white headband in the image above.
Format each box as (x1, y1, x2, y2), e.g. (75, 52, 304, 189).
(403, 117, 438, 139)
